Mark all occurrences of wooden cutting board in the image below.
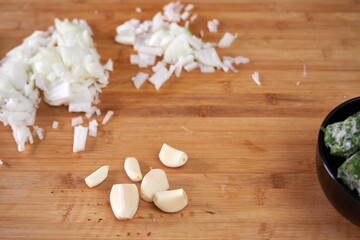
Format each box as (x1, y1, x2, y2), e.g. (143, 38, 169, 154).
(1, 0, 360, 239)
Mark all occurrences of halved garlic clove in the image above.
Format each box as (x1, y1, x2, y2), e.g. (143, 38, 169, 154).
(159, 143, 188, 168)
(84, 165, 109, 188)
(124, 157, 142, 182)
(153, 188, 188, 213)
(140, 169, 169, 202)
(110, 184, 139, 220)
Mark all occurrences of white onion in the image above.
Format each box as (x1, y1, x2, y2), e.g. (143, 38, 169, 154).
(252, 72, 261, 86)
(132, 72, 149, 89)
(207, 19, 219, 33)
(184, 62, 197, 72)
(52, 121, 59, 129)
(185, 4, 194, 11)
(102, 110, 114, 125)
(71, 116, 83, 127)
(88, 119, 98, 137)
(181, 11, 190, 21)
(73, 125, 88, 152)
(114, 2, 249, 90)
(33, 126, 44, 140)
(218, 32, 238, 48)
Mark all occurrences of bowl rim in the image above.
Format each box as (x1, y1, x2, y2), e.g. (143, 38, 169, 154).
(318, 96, 360, 202)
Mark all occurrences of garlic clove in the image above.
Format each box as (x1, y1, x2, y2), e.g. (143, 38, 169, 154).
(159, 143, 188, 168)
(140, 169, 169, 202)
(110, 184, 139, 220)
(124, 157, 143, 182)
(153, 188, 188, 213)
(84, 165, 109, 188)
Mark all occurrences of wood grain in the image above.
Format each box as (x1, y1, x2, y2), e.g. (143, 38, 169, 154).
(1, 0, 360, 239)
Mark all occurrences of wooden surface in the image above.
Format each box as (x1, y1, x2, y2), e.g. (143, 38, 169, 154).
(1, 0, 360, 239)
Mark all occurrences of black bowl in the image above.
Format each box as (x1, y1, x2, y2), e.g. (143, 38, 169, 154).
(316, 97, 360, 226)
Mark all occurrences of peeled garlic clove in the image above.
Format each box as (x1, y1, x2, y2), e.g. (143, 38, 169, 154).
(140, 169, 169, 202)
(110, 184, 139, 220)
(124, 157, 142, 182)
(159, 143, 188, 168)
(153, 188, 188, 213)
(84, 165, 109, 188)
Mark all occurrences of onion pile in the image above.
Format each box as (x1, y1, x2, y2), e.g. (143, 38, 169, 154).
(0, 18, 112, 152)
(115, 1, 249, 90)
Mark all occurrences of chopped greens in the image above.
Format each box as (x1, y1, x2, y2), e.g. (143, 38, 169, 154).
(338, 152, 360, 196)
(323, 112, 360, 157)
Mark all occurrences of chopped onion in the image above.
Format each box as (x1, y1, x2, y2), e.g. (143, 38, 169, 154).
(185, 4, 194, 11)
(184, 62, 197, 72)
(103, 59, 113, 71)
(136, 7, 142, 13)
(95, 108, 101, 116)
(88, 119, 98, 137)
(152, 61, 167, 72)
(0, 159, 3, 165)
(198, 63, 215, 73)
(207, 19, 219, 33)
(252, 72, 261, 86)
(73, 125, 88, 152)
(190, 14, 197, 22)
(132, 72, 149, 89)
(181, 11, 190, 21)
(0, 18, 111, 152)
(52, 121, 59, 129)
(114, 2, 249, 90)
(72, 116, 83, 126)
(102, 110, 114, 125)
(218, 32, 238, 48)
(163, 2, 184, 22)
(33, 126, 44, 140)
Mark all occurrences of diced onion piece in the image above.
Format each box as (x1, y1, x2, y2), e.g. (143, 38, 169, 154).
(69, 102, 92, 113)
(136, 7, 142, 13)
(184, 62, 197, 72)
(148, 66, 172, 90)
(33, 126, 45, 140)
(218, 32, 238, 48)
(185, 21, 189, 29)
(130, 54, 140, 65)
(132, 72, 149, 89)
(152, 61, 167, 72)
(198, 63, 215, 73)
(73, 125, 88, 152)
(71, 116, 83, 127)
(234, 56, 250, 64)
(181, 11, 190, 21)
(88, 119, 98, 137)
(163, 1, 184, 22)
(185, 4, 194, 11)
(52, 121, 59, 129)
(85, 106, 97, 118)
(252, 72, 261, 86)
(207, 19, 219, 33)
(102, 110, 114, 125)
(95, 108, 101, 116)
(194, 48, 222, 67)
(103, 59, 113, 71)
(190, 14, 197, 22)
(138, 46, 163, 56)
(0, 159, 3, 165)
